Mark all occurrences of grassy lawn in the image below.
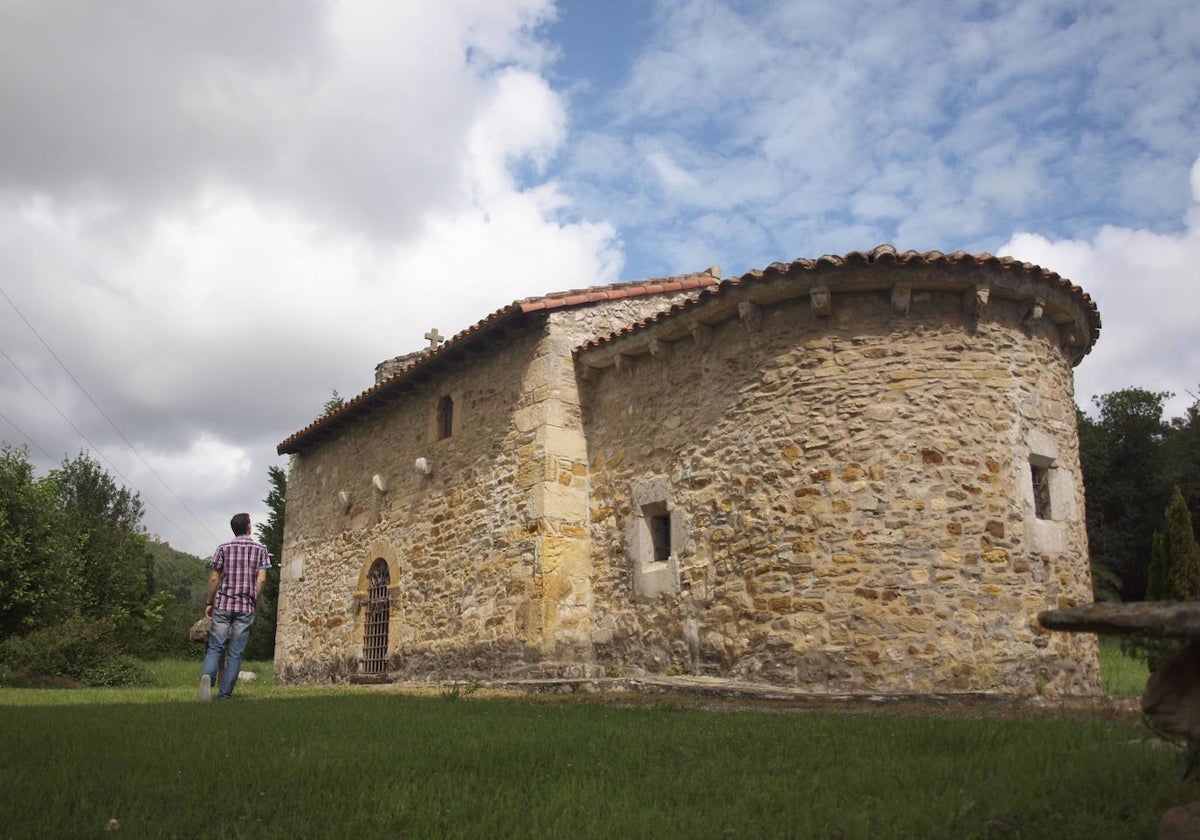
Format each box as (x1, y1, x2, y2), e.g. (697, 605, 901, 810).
(0, 648, 1191, 839)
(1099, 635, 1150, 697)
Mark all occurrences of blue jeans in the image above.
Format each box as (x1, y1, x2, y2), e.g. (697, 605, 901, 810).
(202, 609, 256, 700)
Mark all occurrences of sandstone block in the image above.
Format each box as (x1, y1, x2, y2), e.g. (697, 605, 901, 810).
(517, 455, 557, 487)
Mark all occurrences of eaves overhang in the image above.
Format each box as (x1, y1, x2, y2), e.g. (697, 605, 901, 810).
(277, 270, 720, 455)
(576, 244, 1101, 369)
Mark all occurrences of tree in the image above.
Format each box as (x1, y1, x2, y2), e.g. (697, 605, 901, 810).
(133, 539, 210, 659)
(0, 445, 78, 637)
(1124, 487, 1200, 672)
(1146, 487, 1200, 602)
(245, 465, 286, 660)
(0, 447, 157, 685)
(323, 390, 345, 415)
(1077, 408, 1121, 601)
(1163, 389, 1200, 528)
(146, 539, 209, 606)
(1078, 388, 1172, 601)
(51, 452, 151, 622)
(257, 465, 286, 563)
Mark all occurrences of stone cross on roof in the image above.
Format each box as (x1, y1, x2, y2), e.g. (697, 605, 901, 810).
(424, 328, 444, 349)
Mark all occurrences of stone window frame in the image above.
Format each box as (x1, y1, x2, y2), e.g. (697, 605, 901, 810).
(626, 478, 682, 599)
(1023, 429, 1066, 523)
(1022, 440, 1076, 556)
(1021, 427, 1078, 545)
(361, 558, 391, 675)
(352, 540, 402, 671)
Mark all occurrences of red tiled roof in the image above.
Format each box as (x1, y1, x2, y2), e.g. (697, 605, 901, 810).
(577, 244, 1101, 354)
(277, 269, 720, 455)
(278, 246, 1102, 456)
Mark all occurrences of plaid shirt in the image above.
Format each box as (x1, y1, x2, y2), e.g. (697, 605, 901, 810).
(212, 534, 272, 614)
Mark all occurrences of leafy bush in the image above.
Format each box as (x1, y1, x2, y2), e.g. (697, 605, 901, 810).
(0, 617, 149, 687)
(135, 603, 207, 660)
(118, 592, 208, 660)
(77, 654, 150, 687)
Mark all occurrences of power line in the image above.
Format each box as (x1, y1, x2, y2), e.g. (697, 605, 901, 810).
(0, 343, 209, 551)
(0, 287, 218, 544)
(0, 289, 220, 551)
(0, 409, 57, 461)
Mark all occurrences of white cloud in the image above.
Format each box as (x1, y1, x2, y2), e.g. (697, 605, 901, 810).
(2, 0, 1198, 554)
(467, 68, 568, 200)
(0, 0, 616, 554)
(135, 433, 253, 499)
(999, 155, 1200, 420)
(647, 150, 700, 194)
(561, 0, 1200, 274)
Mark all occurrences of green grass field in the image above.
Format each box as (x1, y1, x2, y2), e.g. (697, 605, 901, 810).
(1099, 635, 1149, 697)
(0, 646, 1189, 839)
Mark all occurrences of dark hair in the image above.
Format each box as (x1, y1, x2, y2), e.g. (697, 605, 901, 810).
(230, 513, 251, 536)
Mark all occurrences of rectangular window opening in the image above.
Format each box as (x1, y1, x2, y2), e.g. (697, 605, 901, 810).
(643, 502, 671, 565)
(649, 513, 671, 564)
(630, 488, 680, 599)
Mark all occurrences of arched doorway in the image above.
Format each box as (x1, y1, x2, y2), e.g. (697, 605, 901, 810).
(362, 558, 390, 675)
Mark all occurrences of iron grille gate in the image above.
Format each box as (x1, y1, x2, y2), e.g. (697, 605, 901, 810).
(362, 560, 390, 675)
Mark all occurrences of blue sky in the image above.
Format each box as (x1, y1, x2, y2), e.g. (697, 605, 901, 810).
(0, 0, 1197, 554)
(549, 0, 1198, 278)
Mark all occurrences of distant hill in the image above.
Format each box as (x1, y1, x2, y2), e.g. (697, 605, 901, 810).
(147, 539, 208, 609)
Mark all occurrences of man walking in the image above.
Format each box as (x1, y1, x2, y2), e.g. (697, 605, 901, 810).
(199, 513, 272, 701)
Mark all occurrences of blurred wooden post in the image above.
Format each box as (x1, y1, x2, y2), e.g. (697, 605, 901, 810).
(1039, 601, 1200, 837)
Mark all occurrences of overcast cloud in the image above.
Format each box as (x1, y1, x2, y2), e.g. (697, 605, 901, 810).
(0, 0, 1196, 555)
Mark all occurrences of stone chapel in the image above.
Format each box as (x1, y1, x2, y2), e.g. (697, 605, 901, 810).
(274, 244, 1103, 695)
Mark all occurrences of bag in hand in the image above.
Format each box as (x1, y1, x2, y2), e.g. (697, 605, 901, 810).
(189, 615, 212, 643)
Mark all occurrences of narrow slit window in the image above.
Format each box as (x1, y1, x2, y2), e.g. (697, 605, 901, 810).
(436, 395, 454, 440)
(1031, 463, 1052, 520)
(645, 504, 671, 565)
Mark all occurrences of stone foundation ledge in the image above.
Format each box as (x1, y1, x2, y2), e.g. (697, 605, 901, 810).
(355, 674, 1138, 716)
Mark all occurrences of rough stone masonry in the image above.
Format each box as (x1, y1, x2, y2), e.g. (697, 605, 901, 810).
(274, 245, 1102, 696)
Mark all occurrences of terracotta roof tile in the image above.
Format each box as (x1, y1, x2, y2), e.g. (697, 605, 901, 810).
(576, 244, 1101, 354)
(277, 268, 721, 454)
(278, 247, 1101, 456)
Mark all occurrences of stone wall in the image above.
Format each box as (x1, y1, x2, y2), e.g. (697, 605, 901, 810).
(275, 290, 705, 683)
(580, 286, 1100, 694)
(275, 324, 543, 682)
(276, 265, 1099, 695)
